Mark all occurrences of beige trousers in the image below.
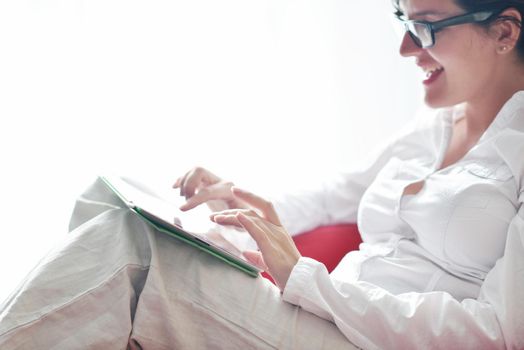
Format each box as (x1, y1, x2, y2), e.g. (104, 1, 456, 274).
(0, 179, 358, 349)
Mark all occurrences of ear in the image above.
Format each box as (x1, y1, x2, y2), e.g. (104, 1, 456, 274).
(491, 8, 522, 54)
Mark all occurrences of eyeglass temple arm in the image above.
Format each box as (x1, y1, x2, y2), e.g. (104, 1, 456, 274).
(431, 10, 495, 31)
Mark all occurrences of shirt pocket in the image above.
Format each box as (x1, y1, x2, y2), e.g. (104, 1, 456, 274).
(463, 161, 513, 182)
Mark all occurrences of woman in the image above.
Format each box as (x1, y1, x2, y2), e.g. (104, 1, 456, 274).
(1, 0, 524, 348)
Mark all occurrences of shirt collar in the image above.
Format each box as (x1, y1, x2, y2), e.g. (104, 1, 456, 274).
(441, 90, 524, 142)
(480, 90, 524, 141)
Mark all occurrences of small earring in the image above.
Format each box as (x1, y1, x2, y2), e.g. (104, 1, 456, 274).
(501, 46, 508, 51)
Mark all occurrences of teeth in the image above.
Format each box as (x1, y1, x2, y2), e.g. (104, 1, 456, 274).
(425, 67, 443, 78)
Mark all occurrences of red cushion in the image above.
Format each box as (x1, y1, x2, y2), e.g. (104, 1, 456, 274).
(262, 224, 362, 283)
(293, 224, 362, 272)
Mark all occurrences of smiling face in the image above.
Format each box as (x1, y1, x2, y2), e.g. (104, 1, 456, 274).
(398, 0, 500, 108)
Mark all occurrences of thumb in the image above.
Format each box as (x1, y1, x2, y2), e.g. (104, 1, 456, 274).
(242, 250, 268, 271)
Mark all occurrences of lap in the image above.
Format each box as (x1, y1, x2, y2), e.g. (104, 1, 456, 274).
(132, 219, 356, 349)
(0, 178, 358, 350)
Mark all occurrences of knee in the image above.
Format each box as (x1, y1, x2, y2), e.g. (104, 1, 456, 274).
(69, 177, 126, 232)
(65, 209, 154, 270)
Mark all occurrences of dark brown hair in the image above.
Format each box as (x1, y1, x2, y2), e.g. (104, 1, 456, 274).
(393, 0, 524, 59)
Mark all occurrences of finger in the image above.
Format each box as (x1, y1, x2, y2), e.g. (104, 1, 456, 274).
(183, 168, 206, 198)
(200, 170, 220, 185)
(210, 208, 258, 226)
(178, 171, 192, 197)
(211, 214, 243, 227)
(179, 189, 208, 211)
(242, 250, 268, 271)
(236, 212, 271, 252)
(172, 176, 182, 189)
(231, 187, 281, 225)
(210, 208, 257, 219)
(179, 183, 226, 211)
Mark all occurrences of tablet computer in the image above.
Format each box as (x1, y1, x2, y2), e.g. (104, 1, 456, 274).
(99, 175, 262, 277)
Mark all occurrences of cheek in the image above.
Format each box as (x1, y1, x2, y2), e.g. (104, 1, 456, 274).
(432, 32, 494, 85)
(431, 27, 493, 67)
(453, 47, 494, 88)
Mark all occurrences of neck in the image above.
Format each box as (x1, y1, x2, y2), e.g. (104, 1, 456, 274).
(462, 62, 524, 138)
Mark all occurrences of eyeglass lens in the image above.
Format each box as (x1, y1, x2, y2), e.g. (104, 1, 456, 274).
(406, 22, 433, 48)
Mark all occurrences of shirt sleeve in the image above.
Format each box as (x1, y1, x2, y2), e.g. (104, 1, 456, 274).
(271, 113, 439, 235)
(270, 135, 399, 236)
(282, 204, 524, 350)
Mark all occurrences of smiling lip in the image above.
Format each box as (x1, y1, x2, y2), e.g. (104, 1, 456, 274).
(423, 68, 444, 85)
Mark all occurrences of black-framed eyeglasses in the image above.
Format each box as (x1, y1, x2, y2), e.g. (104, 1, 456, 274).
(396, 9, 500, 48)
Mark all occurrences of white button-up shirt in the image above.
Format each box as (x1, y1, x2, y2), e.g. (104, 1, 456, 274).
(276, 91, 524, 349)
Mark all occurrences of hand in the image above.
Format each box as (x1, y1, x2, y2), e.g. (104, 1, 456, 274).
(173, 167, 247, 212)
(210, 187, 301, 291)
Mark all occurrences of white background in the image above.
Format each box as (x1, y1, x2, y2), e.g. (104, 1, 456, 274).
(0, 0, 421, 303)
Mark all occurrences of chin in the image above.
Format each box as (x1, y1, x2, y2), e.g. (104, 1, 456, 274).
(424, 95, 449, 109)
(423, 88, 461, 109)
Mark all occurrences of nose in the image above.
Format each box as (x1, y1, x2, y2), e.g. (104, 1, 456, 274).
(399, 32, 422, 57)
